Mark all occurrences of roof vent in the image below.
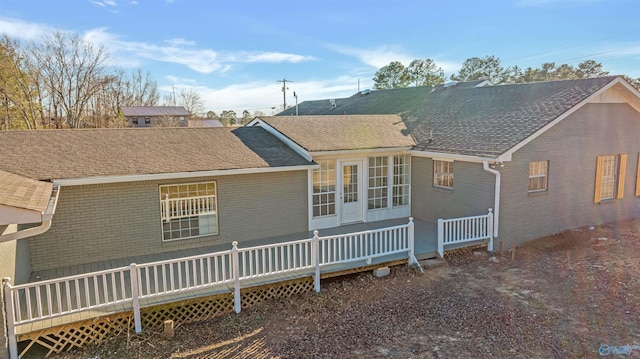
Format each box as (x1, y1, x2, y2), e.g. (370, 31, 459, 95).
(430, 85, 436, 93)
(360, 89, 372, 95)
(444, 81, 457, 88)
(329, 99, 336, 108)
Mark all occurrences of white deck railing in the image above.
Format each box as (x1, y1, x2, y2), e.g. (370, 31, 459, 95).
(161, 194, 216, 221)
(3, 218, 417, 358)
(437, 209, 494, 257)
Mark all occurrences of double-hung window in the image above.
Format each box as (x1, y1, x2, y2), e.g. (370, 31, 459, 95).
(528, 161, 548, 192)
(434, 160, 454, 189)
(367, 155, 410, 210)
(594, 154, 627, 203)
(312, 160, 336, 217)
(160, 182, 218, 241)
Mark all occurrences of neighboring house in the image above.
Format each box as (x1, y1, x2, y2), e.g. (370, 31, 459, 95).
(188, 118, 225, 127)
(120, 106, 191, 127)
(276, 76, 640, 247)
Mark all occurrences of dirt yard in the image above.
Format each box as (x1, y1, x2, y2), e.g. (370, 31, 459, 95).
(55, 219, 640, 358)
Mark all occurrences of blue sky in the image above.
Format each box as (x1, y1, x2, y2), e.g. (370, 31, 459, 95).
(0, 0, 638, 115)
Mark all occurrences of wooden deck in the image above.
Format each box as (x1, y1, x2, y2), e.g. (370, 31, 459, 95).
(13, 218, 438, 335)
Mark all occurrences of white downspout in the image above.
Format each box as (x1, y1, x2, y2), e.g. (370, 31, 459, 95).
(0, 220, 52, 244)
(482, 161, 500, 238)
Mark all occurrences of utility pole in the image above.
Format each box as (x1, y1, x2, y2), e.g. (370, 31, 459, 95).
(277, 78, 293, 110)
(293, 91, 298, 116)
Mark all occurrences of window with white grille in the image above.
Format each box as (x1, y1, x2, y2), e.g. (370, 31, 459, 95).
(434, 160, 454, 189)
(312, 160, 336, 217)
(368, 156, 388, 209)
(160, 182, 218, 241)
(393, 155, 410, 206)
(600, 155, 618, 200)
(528, 161, 548, 192)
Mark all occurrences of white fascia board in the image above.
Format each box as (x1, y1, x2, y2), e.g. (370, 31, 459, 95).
(410, 150, 499, 163)
(497, 77, 625, 162)
(249, 118, 312, 161)
(310, 147, 412, 158)
(53, 165, 318, 187)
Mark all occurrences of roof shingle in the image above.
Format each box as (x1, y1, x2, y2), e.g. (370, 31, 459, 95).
(120, 106, 190, 117)
(279, 77, 620, 157)
(0, 170, 53, 212)
(258, 115, 415, 152)
(0, 127, 310, 181)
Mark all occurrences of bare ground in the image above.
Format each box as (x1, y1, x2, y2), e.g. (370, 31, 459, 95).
(54, 219, 640, 358)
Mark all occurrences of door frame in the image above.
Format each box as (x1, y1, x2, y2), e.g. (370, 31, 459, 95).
(338, 159, 364, 224)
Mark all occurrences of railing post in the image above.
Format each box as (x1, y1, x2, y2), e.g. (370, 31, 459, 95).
(3, 278, 18, 359)
(232, 241, 241, 313)
(312, 230, 321, 293)
(487, 208, 494, 252)
(407, 217, 416, 265)
(437, 219, 444, 258)
(129, 264, 142, 333)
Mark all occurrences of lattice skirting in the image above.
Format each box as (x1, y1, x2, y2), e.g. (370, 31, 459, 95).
(16, 277, 314, 357)
(443, 243, 488, 262)
(17, 311, 133, 358)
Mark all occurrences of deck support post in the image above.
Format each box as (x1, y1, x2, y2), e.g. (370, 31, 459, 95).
(312, 230, 321, 293)
(407, 217, 416, 265)
(232, 242, 241, 313)
(487, 209, 494, 252)
(3, 278, 18, 359)
(437, 219, 444, 258)
(129, 264, 142, 333)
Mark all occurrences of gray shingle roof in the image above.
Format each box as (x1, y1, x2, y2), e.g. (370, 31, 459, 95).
(258, 115, 415, 152)
(120, 106, 190, 117)
(279, 76, 619, 158)
(0, 170, 53, 212)
(0, 127, 311, 181)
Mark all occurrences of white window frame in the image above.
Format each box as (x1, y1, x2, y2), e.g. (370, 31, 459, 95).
(434, 160, 454, 189)
(600, 155, 618, 200)
(393, 155, 410, 206)
(528, 160, 548, 193)
(312, 159, 336, 218)
(368, 156, 388, 210)
(159, 181, 218, 242)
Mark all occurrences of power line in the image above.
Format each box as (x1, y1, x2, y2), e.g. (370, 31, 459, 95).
(277, 78, 293, 110)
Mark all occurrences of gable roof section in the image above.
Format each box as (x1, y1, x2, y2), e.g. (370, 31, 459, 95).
(0, 127, 311, 182)
(255, 115, 415, 152)
(120, 106, 190, 117)
(280, 76, 626, 159)
(0, 170, 53, 212)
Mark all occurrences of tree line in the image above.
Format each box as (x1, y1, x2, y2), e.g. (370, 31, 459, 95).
(373, 55, 640, 90)
(0, 32, 249, 130)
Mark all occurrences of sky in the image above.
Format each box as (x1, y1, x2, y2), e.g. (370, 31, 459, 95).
(0, 0, 638, 115)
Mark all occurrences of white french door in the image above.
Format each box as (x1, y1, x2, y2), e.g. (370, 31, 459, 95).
(340, 161, 363, 223)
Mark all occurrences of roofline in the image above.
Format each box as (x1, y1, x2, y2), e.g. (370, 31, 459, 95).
(496, 76, 627, 162)
(53, 165, 318, 187)
(248, 118, 313, 161)
(311, 147, 413, 157)
(410, 150, 499, 163)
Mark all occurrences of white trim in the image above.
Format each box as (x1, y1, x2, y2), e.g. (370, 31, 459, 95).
(496, 76, 631, 162)
(310, 147, 413, 157)
(483, 161, 500, 238)
(53, 165, 318, 187)
(249, 118, 313, 161)
(410, 150, 498, 163)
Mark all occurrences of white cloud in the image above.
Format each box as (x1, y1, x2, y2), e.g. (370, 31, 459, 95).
(326, 44, 414, 68)
(165, 38, 196, 46)
(0, 17, 54, 40)
(244, 52, 315, 63)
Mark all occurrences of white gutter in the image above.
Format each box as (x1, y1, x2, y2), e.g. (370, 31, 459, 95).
(311, 147, 412, 157)
(0, 185, 60, 244)
(53, 164, 318, 187)
(410, 150, 498, 163)
(482, 161, 500, 238)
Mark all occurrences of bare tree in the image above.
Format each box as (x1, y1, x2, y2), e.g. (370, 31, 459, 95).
(178, 88, 204, 116)
(30, 31, 110, 128)
(0, 35, 43, 129)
